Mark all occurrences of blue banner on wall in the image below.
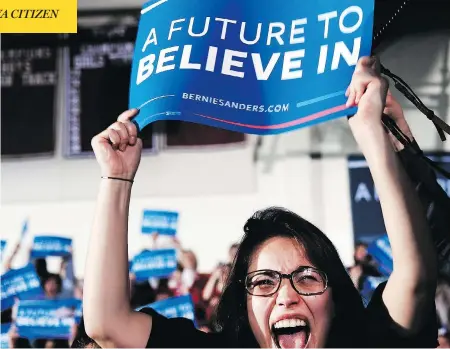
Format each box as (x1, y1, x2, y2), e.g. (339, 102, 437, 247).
(0, 323, 11, 349)
(31, 236, 72, 258)
(16, 299, 79, 340)
(348, 153, 450, 275)
(129, 0, 374, 135)
(130, 249, 177, 281)
(347, 155, 384, 244)
(137, 294, 195, 321)
(141, 210, 179, 236)
(1, 264, 43, 310)
(348, 153, 450, 244)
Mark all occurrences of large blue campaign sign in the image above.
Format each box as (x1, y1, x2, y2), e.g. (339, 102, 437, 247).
(1, 264, 43, 310)
(129, 0, 374, 135)
(130, 249, 177, 281)
(137, 295, 195, 321)
(0, 323, 11, 349)
(31, 236, 72, 258)
(142, 210, 179, 236)
(16, 299, 79, 340)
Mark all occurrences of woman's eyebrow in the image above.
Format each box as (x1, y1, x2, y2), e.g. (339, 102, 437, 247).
(247, 269, 276, 274)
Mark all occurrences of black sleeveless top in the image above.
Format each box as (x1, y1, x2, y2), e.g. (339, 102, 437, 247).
(140, 282, 438, 348)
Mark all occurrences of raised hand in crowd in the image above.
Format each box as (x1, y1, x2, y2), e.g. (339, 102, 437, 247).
(91, 109, 142, 181)
(84, 108, 149, 348)
(347, 56, 437, 334)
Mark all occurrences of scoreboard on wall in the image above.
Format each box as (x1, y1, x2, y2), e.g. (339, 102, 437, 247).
(64, 11, 244, 157)
(1, 34, 58, 157)
(64, 12, 157, 157)
(2, 11, 246, 159)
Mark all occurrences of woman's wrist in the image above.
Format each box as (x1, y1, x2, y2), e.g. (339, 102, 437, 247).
(98, 177, 133, 204)
(350, 120, 386, 150)
(101, 176, 134, 184)
(100, 176, 133, 187)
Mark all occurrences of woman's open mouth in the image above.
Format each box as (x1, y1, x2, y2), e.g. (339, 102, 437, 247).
(271, 318, 311, 348)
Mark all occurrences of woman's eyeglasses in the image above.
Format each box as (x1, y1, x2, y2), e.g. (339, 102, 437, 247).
(245, 266, 328, 297)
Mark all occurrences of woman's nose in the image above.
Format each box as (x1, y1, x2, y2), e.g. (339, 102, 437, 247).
(276, 278, 301, 308)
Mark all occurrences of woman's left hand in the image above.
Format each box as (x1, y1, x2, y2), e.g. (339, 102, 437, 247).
(346, 56, 389, 130)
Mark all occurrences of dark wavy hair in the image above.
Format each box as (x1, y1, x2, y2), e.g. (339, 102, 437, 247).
(214, 207, 366, 347)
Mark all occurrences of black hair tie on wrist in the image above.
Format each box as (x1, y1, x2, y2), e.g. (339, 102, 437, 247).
(101, 176, 134, 184)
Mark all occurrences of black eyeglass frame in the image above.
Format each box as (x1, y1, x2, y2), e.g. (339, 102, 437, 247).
(244, 266, 328, 297)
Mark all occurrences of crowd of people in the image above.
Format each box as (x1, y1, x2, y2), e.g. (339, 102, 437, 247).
(2, 234, 450, 348)
(0, 233, 241, 348)
(1, 239, 81, 348)
(127, 237, 240, 335)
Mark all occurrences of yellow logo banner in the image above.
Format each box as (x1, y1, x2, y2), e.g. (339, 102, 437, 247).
(0, 0, 77, 33)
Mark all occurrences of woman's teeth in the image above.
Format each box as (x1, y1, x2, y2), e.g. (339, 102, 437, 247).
(273, 319, 307, 329)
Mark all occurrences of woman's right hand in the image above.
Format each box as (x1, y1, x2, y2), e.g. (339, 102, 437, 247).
(91, 109, 142, 181)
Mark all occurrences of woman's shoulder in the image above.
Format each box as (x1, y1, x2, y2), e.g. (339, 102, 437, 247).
(361, 281, 438, 348)
(139, 307, 231, 348)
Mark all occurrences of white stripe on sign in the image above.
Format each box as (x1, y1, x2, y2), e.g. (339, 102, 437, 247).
(138, 94, 175, 110)
(141, 0, 169, 15)
(348, 160, 368, 169)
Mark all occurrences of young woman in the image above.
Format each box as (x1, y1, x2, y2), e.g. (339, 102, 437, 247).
(83, 56, 438, 348)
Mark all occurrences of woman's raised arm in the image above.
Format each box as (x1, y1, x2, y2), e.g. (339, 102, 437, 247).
(83, 109, 153, 348)
(347, 57, 437, 333)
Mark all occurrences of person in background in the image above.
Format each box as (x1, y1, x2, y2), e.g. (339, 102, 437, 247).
(3, 238, 77, 300)
(201, 243, 239, 322)
(41, 273, 63, 300)
(154, 282, 173, 302)
(386, 88, 450, 347)
(2, 241, 49, 281)
(168, 240, 199, 297)
(202, 243, 239, 304)
(180, 249, 199, 291)
(129, 235, 197, 307)
(348, 241, 382, 291)
(130, 273, 158, 309)
(4, 240, 77, 348)
(354, 241, 368, 263)
(59, 251, 76, 299)
(8, 274, 70, 348)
